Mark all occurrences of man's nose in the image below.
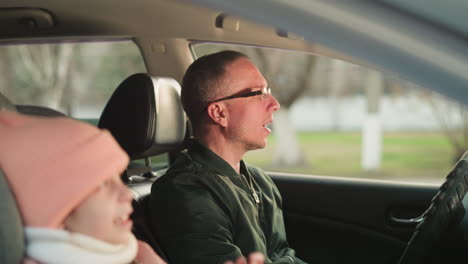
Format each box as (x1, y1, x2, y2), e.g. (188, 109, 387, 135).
(269, 95, 280, 112)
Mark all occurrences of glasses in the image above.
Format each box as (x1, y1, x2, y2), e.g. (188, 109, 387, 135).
(203, 87, 271, 111)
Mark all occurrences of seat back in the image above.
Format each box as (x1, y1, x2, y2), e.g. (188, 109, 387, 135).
(98, 73, 186, 260)
(0, 169, 25, 264)
(0, 92, 16, 112)
(99, 73, 186, 160)
(15, 105, 66, 117)
(1, 93, 67, 263)
(0, 93, 24, 264)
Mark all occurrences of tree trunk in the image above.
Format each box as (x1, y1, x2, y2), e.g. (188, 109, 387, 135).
(16, 45, 74, 111)
(0, 49, 15, 100)
(52, 44, 74, 113)
(245, 48, 315, 168)
(329, 59, 347, 131)
(272, 107, 306, 167)
(361, 69, 383, 170)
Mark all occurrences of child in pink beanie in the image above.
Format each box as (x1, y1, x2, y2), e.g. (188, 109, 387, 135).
(0, 111, 166, 264)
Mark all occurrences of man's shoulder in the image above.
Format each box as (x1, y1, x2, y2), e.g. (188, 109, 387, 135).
(245, 163, 264, 173)
(152, 150, 218, 187)
(150, 151, 235, 206)
(244, 162, 277, 188)
(245, 163, 270, 179)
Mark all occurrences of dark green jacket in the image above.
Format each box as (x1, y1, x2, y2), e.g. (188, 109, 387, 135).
(149, 140, 306, 264)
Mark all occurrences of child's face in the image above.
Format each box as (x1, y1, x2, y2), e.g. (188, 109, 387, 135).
(64, 174, 134, 244)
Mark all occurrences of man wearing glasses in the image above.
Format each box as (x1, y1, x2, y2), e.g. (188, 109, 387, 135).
(149, 50, 306, 264)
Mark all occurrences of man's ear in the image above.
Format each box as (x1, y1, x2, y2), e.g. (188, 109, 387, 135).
(207, 103, 228, 127)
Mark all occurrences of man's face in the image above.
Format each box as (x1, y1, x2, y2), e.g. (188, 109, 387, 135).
(221, 57, 280, 151)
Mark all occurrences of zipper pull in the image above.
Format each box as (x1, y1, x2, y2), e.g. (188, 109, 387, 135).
(253, 192, 260, 204)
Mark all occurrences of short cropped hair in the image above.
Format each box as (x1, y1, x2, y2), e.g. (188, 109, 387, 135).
(181, 50, 248, 126)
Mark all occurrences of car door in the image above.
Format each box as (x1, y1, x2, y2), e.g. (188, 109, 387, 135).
(272, 173, 438, 264)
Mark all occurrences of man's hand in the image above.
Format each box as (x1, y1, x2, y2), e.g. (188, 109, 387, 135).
(224, 253, 265, 264)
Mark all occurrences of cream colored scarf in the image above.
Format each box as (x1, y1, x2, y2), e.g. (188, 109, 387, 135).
(25, 227, 138, 264)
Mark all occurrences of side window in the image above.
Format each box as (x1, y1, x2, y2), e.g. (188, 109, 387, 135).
(0, 40, 168, 169)
(192, 43, 466, 184)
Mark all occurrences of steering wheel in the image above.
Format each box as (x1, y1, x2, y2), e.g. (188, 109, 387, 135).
(398, 152, 468, 264)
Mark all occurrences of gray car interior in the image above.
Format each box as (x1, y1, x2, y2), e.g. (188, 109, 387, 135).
(0, 93, 70, 263)
(0, 169, 24, 264)
(2, 1, 468, 263)
(0, 73, 187, 261)
(0, 94, 24, 264)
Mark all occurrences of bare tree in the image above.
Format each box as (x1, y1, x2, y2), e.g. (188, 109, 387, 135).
(245, 48, 317, 167)
(423, 89, 468, 161)
(328, 59, 349, 131)
(14, 44, 74, 113)
(0, 48, 15, 99)
(361, 69, 383, 170)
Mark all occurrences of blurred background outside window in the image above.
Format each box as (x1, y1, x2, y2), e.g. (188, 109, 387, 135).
(0, 41, 167, 169)
(193, 43, 468, 184)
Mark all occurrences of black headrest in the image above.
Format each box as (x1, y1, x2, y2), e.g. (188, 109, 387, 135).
(98, 73, 186, 160)
(16, 105, 66, 117)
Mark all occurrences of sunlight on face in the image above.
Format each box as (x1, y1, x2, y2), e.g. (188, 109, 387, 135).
(64, 174, 134, 244)
(223, 58, 280, 151)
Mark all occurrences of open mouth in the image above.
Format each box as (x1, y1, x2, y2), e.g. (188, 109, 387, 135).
(263, 122, 273, 132)
(115, 213, 133, 228)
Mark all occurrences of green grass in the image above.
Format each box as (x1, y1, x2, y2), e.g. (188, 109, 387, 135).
(244, 131, 455, 183)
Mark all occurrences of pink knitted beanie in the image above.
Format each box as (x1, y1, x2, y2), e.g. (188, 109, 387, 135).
(0, 111, 130, 228)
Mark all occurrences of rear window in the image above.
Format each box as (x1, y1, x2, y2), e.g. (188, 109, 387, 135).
(0, 40, 168, 169)
(0, 40, 146, 122)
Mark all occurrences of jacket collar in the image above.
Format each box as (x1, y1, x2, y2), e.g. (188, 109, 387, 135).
(187, 139, 249, 178)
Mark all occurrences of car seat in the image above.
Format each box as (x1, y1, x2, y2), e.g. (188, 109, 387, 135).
(1, 93, 68, 263)
(15, 104, 66, 117)
(0, 93, 24, 264)
(0, 169, 24, 264)
(0, 93, 16, 112)
(98, 73, 186, 261)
